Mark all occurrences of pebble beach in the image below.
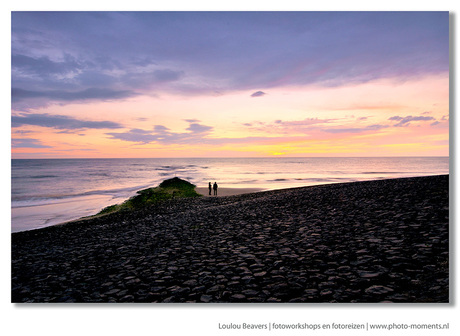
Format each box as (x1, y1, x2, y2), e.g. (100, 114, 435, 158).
(11, 175, 449, 303)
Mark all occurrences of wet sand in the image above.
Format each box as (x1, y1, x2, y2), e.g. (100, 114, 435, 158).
(12, 175, 449, 303)
(11, 194, 124, 233)
(195, 187, 265, 197)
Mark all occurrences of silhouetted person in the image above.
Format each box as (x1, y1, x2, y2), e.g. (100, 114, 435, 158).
(213, 182, 218, 196)
(208, 182, 212, 195)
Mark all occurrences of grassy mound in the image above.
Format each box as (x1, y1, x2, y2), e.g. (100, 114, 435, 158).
(159, 177, 196, 191)
(97, 177, 200, 215)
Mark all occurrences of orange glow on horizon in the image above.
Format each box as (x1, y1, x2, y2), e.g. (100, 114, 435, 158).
(12, 73, 449, 159)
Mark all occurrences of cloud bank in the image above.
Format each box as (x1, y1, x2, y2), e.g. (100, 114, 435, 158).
(106, 120, 213, 145)
(12, 12, 448, 110)
(12, 113, 124, 130)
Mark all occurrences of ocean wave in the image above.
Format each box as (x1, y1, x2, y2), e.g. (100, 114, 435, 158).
(294, 177, 351, 181)
(233, 179, 259, 184)
(361, 171, 409, 174)
(12, 197, 75, 208)
(155, 164, 203, 171)
(11, 183, 156, 209)
(155, 165, 186, 171)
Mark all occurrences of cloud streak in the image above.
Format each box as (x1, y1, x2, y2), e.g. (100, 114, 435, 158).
(388, 115, 436, 127)
(12, 113, 124, 130)
(12, 138, 52, 148)
(323, 124, 389, 134)
(244, 114, 443, 137)
(12, 88, 137, 103)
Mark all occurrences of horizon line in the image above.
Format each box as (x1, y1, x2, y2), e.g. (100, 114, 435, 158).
(11, 155, 450, 160)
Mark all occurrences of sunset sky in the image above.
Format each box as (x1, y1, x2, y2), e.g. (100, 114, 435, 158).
(11, 11, 449, 158)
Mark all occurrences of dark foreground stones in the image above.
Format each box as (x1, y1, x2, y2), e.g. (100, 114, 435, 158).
(11, 175, 449, 303)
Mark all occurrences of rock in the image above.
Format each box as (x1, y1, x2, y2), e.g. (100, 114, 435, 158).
(266, 297, 282, 302)
(230, 294, 246, 301)
(120, 295, 135, 302)
(242, 289, 259, 296)
(199, 295, 213, 303)
(183, 279, 198, 287)
(358, 271, 382, 278)
(104, 288, 121, 295)
(365, 285, 394, 296)
(207, 285, 224, 294)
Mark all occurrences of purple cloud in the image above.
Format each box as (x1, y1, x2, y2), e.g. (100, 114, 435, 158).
(389, 115, 436, 127)
(107, 120, 214, 145)
(12, 138, 52, 148)
(105, 128, 158, 144)
(12, 88, 137, 103)
(324, 124, 389, 134)
(11, 113, 123, 130)
(251, 91, 266, 97)
(12, 54, 82, 77)
(186, 123, 213, 134)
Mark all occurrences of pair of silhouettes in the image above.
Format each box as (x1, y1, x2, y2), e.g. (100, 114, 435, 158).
(208, 182, 218, 196)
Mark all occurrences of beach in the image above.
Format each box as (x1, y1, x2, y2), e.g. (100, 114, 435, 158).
(195, 187, 265, 197)
(11, 175, 449, 303)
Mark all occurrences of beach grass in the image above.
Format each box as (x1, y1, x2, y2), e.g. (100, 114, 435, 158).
(97, 177, 200, 215)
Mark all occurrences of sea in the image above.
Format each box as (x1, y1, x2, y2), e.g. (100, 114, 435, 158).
(11, 157, 449, 232)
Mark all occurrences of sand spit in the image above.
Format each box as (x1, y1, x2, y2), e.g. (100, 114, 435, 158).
(12, 175, 449, 303)
(195, 187, 265, 197)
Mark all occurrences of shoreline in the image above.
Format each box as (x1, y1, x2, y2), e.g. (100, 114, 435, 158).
(11, 187, 268, 233)
(12, 175, 449, 303)
(11, 175, 439, 233)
